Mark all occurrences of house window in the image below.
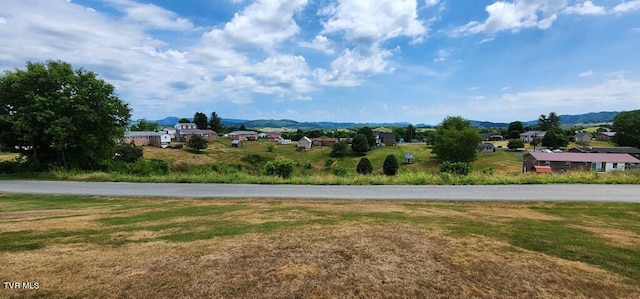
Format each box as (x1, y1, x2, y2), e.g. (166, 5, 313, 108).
(544, 161, 550, 166)
(613, 163, 618, 169)
(565, 161, 570, 167)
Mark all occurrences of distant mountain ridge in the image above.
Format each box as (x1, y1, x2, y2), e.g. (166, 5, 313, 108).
(148, 111, 618, 129)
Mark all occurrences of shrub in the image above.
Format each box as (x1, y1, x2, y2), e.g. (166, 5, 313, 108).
(507, 139, 525, 150)
(332, 166, 349, 177)
(324, 158, 335, 169)
(302, 161, 312, 170)
(114, 143, 143, 163)
(382, 155, 399, 176)
(439, 161, 471, 175)
(171, 161, 189, 173)
(241, 153, 270, 167)
(125, 158, 169, 175)
(330, 141, 348, 157)
(356, 157, 373, 175)
(187, 135, 208, 152)
(266, 144, 275, 152)
(264, 159, 294, 178)
(351, 134, 370, 155)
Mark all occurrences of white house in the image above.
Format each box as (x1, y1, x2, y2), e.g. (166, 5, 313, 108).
(175, 123, 197, 130)
(297, 136, 312, 149)
(163, 127, 177, 140)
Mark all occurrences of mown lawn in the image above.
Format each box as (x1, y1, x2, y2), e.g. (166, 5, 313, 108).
(1, 194, 639, 298)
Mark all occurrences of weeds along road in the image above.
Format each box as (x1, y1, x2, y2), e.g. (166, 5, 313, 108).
(1, 180, 639, 202)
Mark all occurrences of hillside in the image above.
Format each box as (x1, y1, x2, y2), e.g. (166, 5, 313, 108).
(148, 111, 619, 129)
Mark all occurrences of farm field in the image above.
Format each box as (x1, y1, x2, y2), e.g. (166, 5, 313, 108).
(1, 194, 639, 298)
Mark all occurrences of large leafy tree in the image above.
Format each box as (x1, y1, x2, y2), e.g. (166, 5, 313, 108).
(541, 127, 569, 149)
(612, 110, 640, 148)
(209, 111, 224, 132)
(537, 112, 561, 131)
(351, 134, 370, 155)
(404, 124, 416, 142)
(506, 121, 525, 139)
(187, 135, 208, 152)
(193, 112, 208, 129)
(0, 61, 130, 170)
(356, 126, 376, 147)
(430, 116, 483, 163)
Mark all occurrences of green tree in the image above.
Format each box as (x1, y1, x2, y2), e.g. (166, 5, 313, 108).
(114, 143, 143, 163)
(537, 112, 561, 131)
(193, 112, 208, 129)
(612, 110, 640, 148)
(356, 127, 376, 147)
(382, 154, 399, 176)
(507, 139, 525, 150)
(506, 121, 525, 139)
(264, 159, 294, 178)
(404, 124, 416, 142)
(330, 141, 348, 157)
(351, 134, 370, 155)
(356, 157, 373, 175)
(130, 119, 159, 131)
(541, 127, 569, 149)
(430, 116, 483, 163)
(178, 118, 191, 123)
(187, 135, 208, 152)
(392, 127, 406, 142)
(209, 111, 224, 132)
(239, 124, 247, 131)
(0, 60, 130, 170)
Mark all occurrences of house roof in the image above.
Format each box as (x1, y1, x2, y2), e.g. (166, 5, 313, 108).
(228, 131, 258, 135)
(178, 129, 217, 135)
(520, 131, 546, 137)
(231, 140, 242, 144)
(299, 136, 312, 143)
(125, 131, 163, 137)
(599, 132, 617, 137)
(570, 147, 640, 154)
(312, 137, 338, 142)
(527, 152, 640, 163)
(574, 132, 591, 137)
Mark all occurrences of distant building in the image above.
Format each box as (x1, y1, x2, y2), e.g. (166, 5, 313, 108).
(297, 137, 312, 150)
(522, 152, 640, 173)
(124, 131, 171, 148)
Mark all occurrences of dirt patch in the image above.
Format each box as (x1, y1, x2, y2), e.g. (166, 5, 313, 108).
(2, 225, 639, 299)
(571, 225, 640, 247)
(470, 206, 563, 221)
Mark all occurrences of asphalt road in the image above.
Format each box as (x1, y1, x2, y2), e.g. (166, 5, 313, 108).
(0, 180, 639, 202)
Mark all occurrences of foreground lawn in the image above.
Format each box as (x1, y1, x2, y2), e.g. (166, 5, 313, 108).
(1, 194, 639, 298)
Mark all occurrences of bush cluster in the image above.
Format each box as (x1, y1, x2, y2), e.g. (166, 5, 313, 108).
(264, 159, 294, 178)
(439, 161, 471, 175)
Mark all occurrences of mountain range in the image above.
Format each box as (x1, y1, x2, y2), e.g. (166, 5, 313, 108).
(148, 111, 619, 130)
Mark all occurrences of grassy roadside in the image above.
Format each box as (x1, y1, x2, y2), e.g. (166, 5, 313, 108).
(1, 194, 639, 298)
(2, 139, 638, 185)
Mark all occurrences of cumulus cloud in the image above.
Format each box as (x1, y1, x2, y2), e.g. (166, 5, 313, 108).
(612, 0, 640, 13)
(314, 48, 393, 86)
(563, 1, 606, 15)
(425, 0, 439, 7)
(298, 35, 335, 54)
(578, 70, 594, 77)
(105, 0, 195, 30)
(320, 0, 427, 49)
(451, 0, 566, 36)
(207, 0, 308, 49)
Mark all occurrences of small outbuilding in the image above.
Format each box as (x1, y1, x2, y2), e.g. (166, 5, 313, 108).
(231, 140, 242, 148)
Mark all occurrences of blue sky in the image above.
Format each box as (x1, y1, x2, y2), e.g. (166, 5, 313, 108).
(1, 0, 639, 124)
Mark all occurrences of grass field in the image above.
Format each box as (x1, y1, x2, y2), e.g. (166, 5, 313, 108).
(1, 194, 639, 298)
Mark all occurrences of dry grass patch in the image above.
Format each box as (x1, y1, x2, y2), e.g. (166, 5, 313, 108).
(2, 195, 640, 298)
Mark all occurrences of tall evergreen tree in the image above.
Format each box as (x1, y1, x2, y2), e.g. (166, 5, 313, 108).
(193, 112, 208, 129)
(208, 111, 224, 132)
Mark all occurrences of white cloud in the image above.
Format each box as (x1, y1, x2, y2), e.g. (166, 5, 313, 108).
(578, 70, 594, 77)
(433, 49, 451, 62)
(208, 0, 308, 49)
(564, 1, 606, 15)
(425, 0, 439, 7)
(298, 35, 335, 54)
(612, 0, 640, 13)
(314, 48, 393, 86)
(451, 0, 567, 36)
(320, 0, 427, 49)
(105, 0, 195, 30)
